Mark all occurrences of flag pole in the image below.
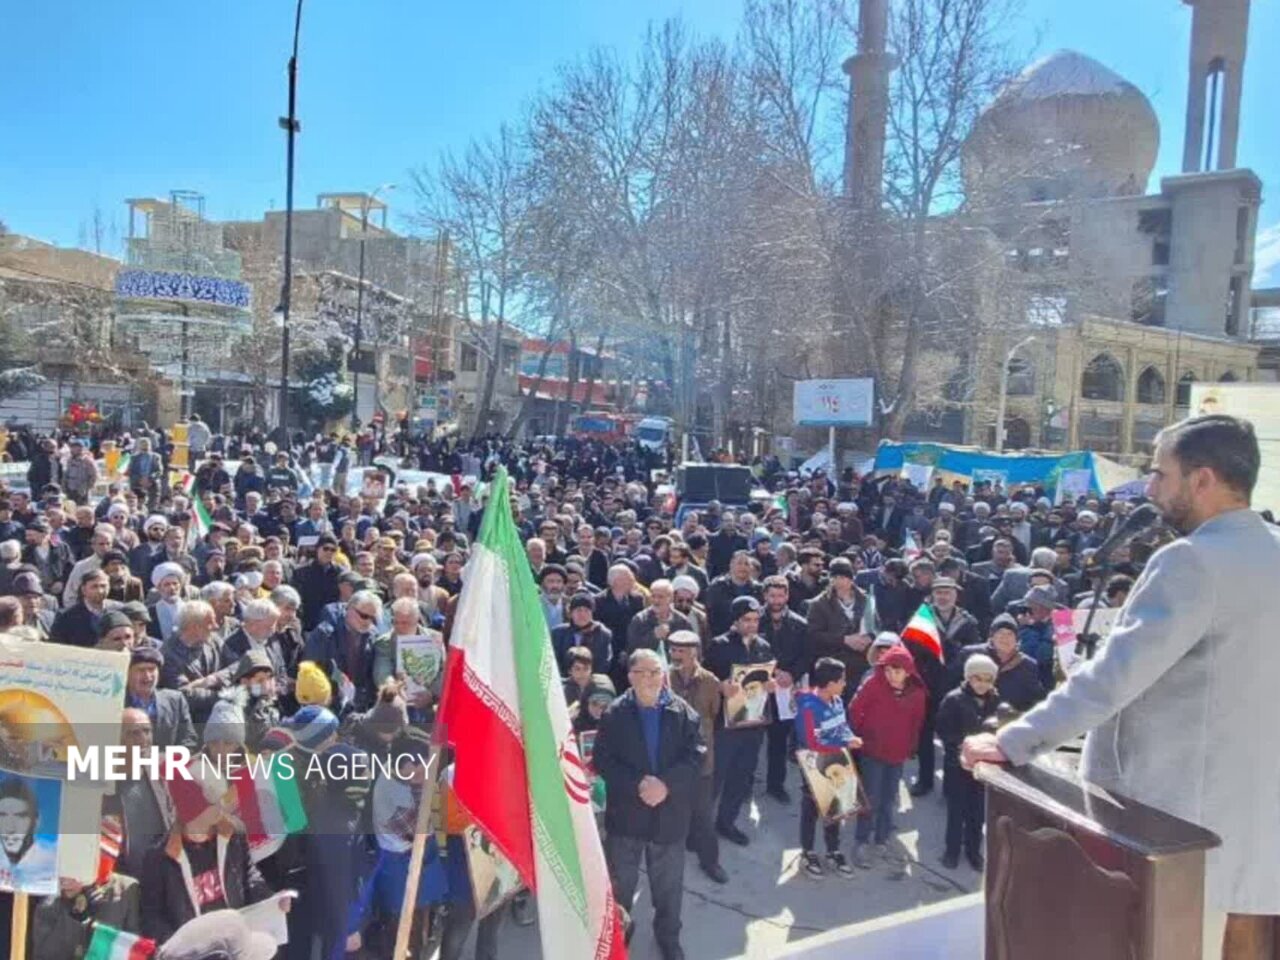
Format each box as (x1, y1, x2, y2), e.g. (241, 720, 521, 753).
(393, 747, 442, 959)
(9, 893, 28, 960)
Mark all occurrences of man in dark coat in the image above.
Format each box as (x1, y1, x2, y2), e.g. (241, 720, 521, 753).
(950, 614, 1044, 712)
(804, 559, 870, 692)
(123, 647, 198, 750)
(758, 575, 807, 803)
(705, 596, 776, 847)
(594, 648, 702, 960)
(703, 551, 764, 638)
(550, 594, 614, 676)
(294, 535, 342, 631)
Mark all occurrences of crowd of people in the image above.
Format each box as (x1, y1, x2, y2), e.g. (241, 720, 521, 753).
(0, 423, 1165, 960)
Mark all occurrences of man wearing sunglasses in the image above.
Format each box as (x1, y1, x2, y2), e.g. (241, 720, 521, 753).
(303, 588, 383, 711)
(295, 533, 343, 631)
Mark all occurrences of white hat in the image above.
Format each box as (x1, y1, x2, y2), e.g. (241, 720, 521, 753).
(671, 575, 700, 598)
(964, 653, 999, 681)
(144, 514, 169, 531)
(151, 561, 186, 587)
(410, 552, 436, 570)
(107, 503, 129, 518)
(939, 502, 956, 513)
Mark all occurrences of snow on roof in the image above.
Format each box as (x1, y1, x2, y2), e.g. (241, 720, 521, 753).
(996, 50, 1143, 104)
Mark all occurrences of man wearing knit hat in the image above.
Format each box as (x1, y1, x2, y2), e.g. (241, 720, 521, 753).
(126, 646, 197, 750)
(936, 653, 1002, 870)
(96, 610, 137, 652)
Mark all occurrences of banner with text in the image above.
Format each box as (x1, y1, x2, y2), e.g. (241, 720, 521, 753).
(793, 379, 875, 427)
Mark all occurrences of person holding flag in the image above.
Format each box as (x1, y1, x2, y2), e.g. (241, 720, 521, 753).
(899, 588, 948, 797)
(437, 466, 627, 960)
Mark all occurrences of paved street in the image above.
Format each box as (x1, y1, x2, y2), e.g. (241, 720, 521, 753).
(491, 757, 981, 959)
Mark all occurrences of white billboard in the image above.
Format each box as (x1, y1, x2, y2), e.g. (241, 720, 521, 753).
(1188, 382, 1280, 517)
(793, 378, 875, 427)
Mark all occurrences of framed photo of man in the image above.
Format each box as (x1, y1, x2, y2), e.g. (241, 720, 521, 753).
(725, 661, 776, 728)
(464, 824, 524, 920)
(796, 748, 863, 822)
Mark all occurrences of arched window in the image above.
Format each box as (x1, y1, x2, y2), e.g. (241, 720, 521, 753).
(1219, 370, 1239, 382)
(1003, 417, 1032, 450)
(1081, 354, 1125, 402)
(1136, 367, 1166, 405)
(1176, 372, 1197, 407)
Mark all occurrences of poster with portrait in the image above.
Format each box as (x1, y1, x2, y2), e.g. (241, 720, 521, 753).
(0, 636, 129, 883)
(396, 633, 446, 698)
(0, 771, 62, 895)
(464, 823, 525, 919)
(1052, 607, 1121, 676)
(796, 748, 863, 822)
(726, 661, 775, 728)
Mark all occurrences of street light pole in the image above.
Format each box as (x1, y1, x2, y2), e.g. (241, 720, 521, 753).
(351, 184, 394, 431)
(277, 0, 304, 444)
(995, 334, 1037, 453)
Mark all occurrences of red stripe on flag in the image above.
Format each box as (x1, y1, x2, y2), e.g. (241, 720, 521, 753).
(166, 775, 211, 826)
(128, 937, 156, 960)
(233, 772, 268, 846)
(437, 648, 536, 888)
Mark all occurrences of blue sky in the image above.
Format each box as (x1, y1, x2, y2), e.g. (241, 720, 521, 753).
(1, 0, 1276, 283)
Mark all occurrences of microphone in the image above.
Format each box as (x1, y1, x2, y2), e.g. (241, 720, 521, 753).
(1091, 503, 1162, 568)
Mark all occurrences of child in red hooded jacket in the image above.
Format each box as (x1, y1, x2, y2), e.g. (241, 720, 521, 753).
(848, 644, 926, 868)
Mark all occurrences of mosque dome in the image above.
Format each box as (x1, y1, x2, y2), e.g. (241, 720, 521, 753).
(962, 50, 1160, 204)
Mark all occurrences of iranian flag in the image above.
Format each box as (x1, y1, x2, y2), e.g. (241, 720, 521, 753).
(187, 496, 213, 552)
(85, 923, 155, 960)
(439, 467, 626, 960)
(232, 756, 309, 861)
(901, 603, 943, 660)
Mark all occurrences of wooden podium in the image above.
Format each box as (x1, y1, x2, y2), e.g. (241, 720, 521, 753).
(979, 754, 1220, 960)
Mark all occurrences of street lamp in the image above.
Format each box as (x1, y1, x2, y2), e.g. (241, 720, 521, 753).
(351, 183, 396, 431)
(277, 0, 304, 444)
(995, 334, 1037, 453)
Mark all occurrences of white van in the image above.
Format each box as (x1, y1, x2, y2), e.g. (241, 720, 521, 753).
(633, 417, 673, 452)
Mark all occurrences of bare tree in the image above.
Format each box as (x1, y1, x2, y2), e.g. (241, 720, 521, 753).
(412, 125, 529, 438)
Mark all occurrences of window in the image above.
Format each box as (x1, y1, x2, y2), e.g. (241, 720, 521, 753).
(1081, 354, 1125, 402)
(460, 344, 478, 373)
(501, 343, 520, 375)
(1220, 370, 1239, 382)
(1176, 372, 1197, 407)
(1136, 367, 1166, 405)
(1006, 357, 1035, 396)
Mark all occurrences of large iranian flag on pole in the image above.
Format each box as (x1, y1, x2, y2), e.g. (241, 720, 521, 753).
(439, 467, 626, 960)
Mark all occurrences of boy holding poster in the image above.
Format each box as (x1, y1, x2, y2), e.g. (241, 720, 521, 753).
(794, 658, 863, 879)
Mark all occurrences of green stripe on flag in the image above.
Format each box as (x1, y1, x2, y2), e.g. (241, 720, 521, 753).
(480, 468, 590, 923)
(271, 758, 308, 833)
(85, 924, 119, 960)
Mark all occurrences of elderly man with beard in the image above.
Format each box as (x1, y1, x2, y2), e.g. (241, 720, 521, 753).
(626, 579, 693, 662)
(670, 575, 709, 644)
(124, 646, 197, 750)
(159, 600, 227, 723)
(964, 416, 1280, 960)
(146, 562, 188, 642)
(10, 573, 55, 641)
(127, 514, 168, 579)
(20, 516, 72, 597)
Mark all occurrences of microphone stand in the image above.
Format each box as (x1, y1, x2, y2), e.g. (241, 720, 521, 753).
(1074, 566, 1107, 661)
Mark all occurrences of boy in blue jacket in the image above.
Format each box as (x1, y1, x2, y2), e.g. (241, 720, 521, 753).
(793, 657, 863, 878)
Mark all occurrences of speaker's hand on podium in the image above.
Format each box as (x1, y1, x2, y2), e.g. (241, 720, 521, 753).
(961, 732, 1008, 771)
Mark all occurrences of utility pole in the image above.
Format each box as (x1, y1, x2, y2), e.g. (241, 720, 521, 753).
(995, 335, 1037, 452)
(351, 184, 395, 431)
(277, 0, 304, 443)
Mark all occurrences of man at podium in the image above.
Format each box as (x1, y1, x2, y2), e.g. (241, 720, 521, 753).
(964, 415, 1280, 959)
